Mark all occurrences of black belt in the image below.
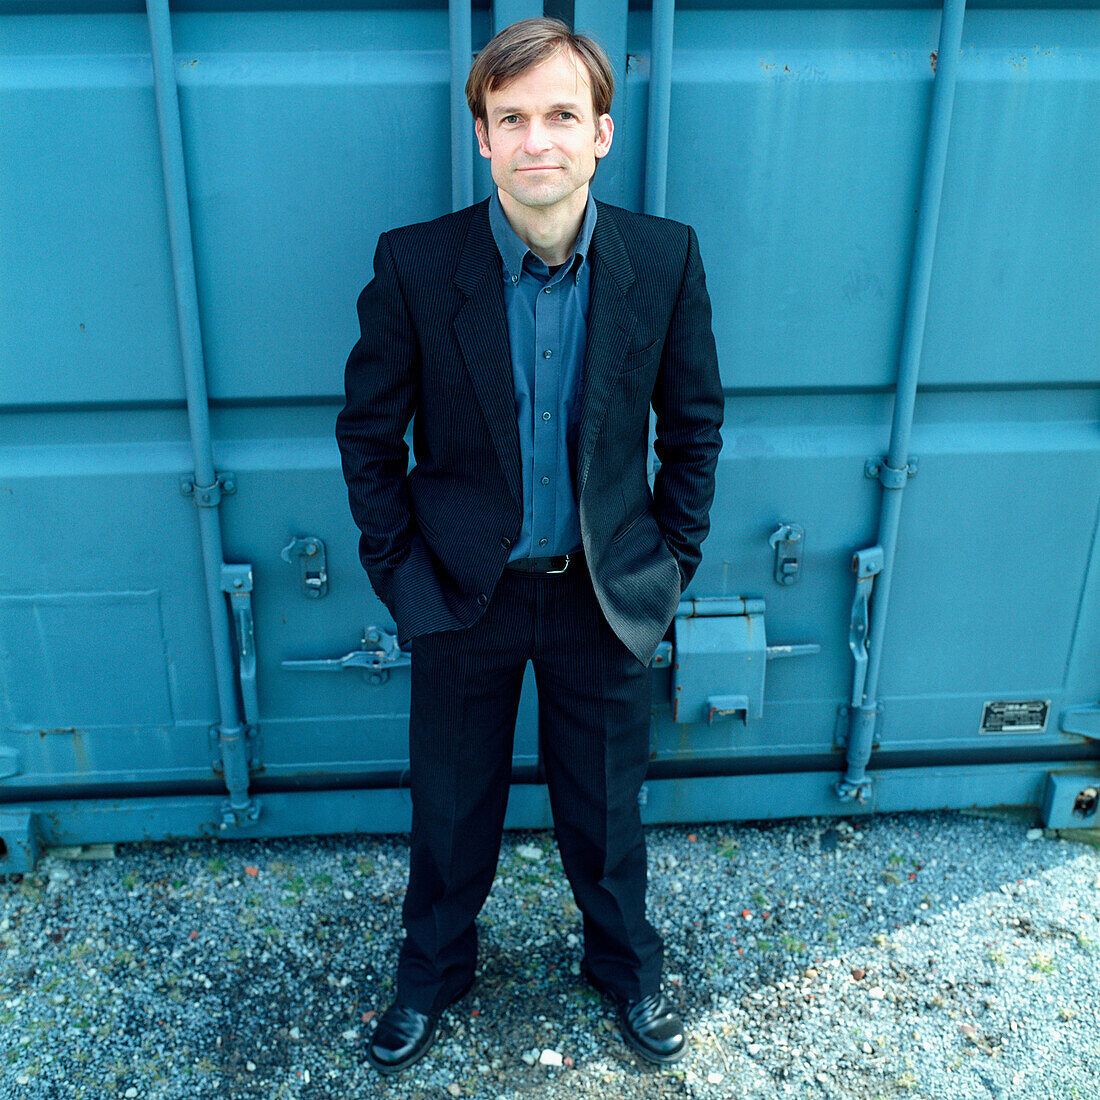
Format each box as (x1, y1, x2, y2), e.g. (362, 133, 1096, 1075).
(505, 551, 582, 575)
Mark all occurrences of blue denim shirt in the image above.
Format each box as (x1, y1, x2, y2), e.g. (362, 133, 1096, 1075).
(488, 190, 596, 561)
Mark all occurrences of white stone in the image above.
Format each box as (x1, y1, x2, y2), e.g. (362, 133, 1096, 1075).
(517, 845, 543, 861)
(539, 1049, 563, 1066)
(707, 1072, 724, 1084)
(341, 1028, 358, 1041)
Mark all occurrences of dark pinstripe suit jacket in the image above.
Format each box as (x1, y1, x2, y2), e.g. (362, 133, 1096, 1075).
(336, 199, 723, 664)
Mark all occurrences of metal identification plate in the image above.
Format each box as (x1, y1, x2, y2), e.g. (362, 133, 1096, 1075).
(980, 700, 1050, 734)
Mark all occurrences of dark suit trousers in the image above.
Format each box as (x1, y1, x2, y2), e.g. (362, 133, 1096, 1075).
(397, 564, 663, 1015)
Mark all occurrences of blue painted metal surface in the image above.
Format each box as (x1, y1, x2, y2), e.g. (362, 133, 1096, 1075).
(1, 0, 1098, 870)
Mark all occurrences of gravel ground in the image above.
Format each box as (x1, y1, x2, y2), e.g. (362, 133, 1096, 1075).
(2, 810, 1099, 1100)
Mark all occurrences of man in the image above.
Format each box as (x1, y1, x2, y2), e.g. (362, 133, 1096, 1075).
(336, 17, 723, 1075)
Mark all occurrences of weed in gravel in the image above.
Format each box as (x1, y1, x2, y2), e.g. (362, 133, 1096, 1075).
(1029, 951, 1054, 973)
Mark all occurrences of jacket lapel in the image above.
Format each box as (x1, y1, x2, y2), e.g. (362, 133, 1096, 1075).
(453, 201, 523, 509)
(577, 204, 637, 496)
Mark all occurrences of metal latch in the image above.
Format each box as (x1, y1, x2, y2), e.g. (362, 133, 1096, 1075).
(848, 546, 883, 708)
(281, 537, 328, 598)
(672, 597, 819, 725)
(282, 626, 410, 685)
(221, 564, 260, 733)
(768, 523, 805, 586)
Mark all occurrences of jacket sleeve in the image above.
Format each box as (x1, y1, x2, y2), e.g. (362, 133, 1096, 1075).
(651, 225, 724, 590)
(335, 231, 422, 617)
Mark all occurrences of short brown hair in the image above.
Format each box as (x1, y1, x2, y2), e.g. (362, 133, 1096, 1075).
(465, 17, 615, 125)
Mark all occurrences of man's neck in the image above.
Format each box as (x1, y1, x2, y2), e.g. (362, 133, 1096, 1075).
(497, 187, 589, 267)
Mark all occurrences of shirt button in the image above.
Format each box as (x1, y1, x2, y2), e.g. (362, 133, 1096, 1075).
(542, 411, 551, 421)
(543, 287, 552, 294)
(477, 593, 488, 607)
(500, 536, 512, 549)
(543, 349, 552, 359)
(538, 538, 548, 548)
(540, 476, 550, 486)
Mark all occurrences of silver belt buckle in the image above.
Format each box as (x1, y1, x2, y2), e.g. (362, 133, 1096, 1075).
(546, 553, 570, 575)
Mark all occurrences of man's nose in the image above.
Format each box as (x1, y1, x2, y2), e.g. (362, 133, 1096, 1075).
(522, 120, 552, 154)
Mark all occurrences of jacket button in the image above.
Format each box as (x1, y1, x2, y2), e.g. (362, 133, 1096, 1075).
(500, 536, 512, 549)
(477, 593, 488, 607)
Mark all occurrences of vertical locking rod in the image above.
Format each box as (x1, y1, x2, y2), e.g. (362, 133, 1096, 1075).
(644, 0, 676, 218)
(450, 0, 473, 211)
(146, 0, 256, 825)
(838, 0, 968, 801)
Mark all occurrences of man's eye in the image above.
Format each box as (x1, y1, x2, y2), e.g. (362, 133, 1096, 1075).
(557, 112, 575, 121)
(502, 115, 519, 125)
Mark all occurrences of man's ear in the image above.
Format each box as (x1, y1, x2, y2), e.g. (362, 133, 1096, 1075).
(475, 117, 492, 159)
(594, 114, 614, 161)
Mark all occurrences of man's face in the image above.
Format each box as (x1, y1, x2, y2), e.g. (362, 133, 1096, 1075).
(475, 50, 613, 220)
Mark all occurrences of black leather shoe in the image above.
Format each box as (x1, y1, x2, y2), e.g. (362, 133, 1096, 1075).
(365, 1003, 438, 1075)
(366, 978, 474, 1075)
(581, 962, 687, 1065)
(616, 991, 687, 1065)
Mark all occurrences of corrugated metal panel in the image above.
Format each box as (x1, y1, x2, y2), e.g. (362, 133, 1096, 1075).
(1, 0, 1097, 870)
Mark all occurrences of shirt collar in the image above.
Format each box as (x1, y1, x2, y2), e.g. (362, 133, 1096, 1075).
(489, 189, 597, 285)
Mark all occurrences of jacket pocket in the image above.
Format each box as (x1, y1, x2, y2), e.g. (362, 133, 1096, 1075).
(611, 508, 649, 545)
(619, 338, 660, 374)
